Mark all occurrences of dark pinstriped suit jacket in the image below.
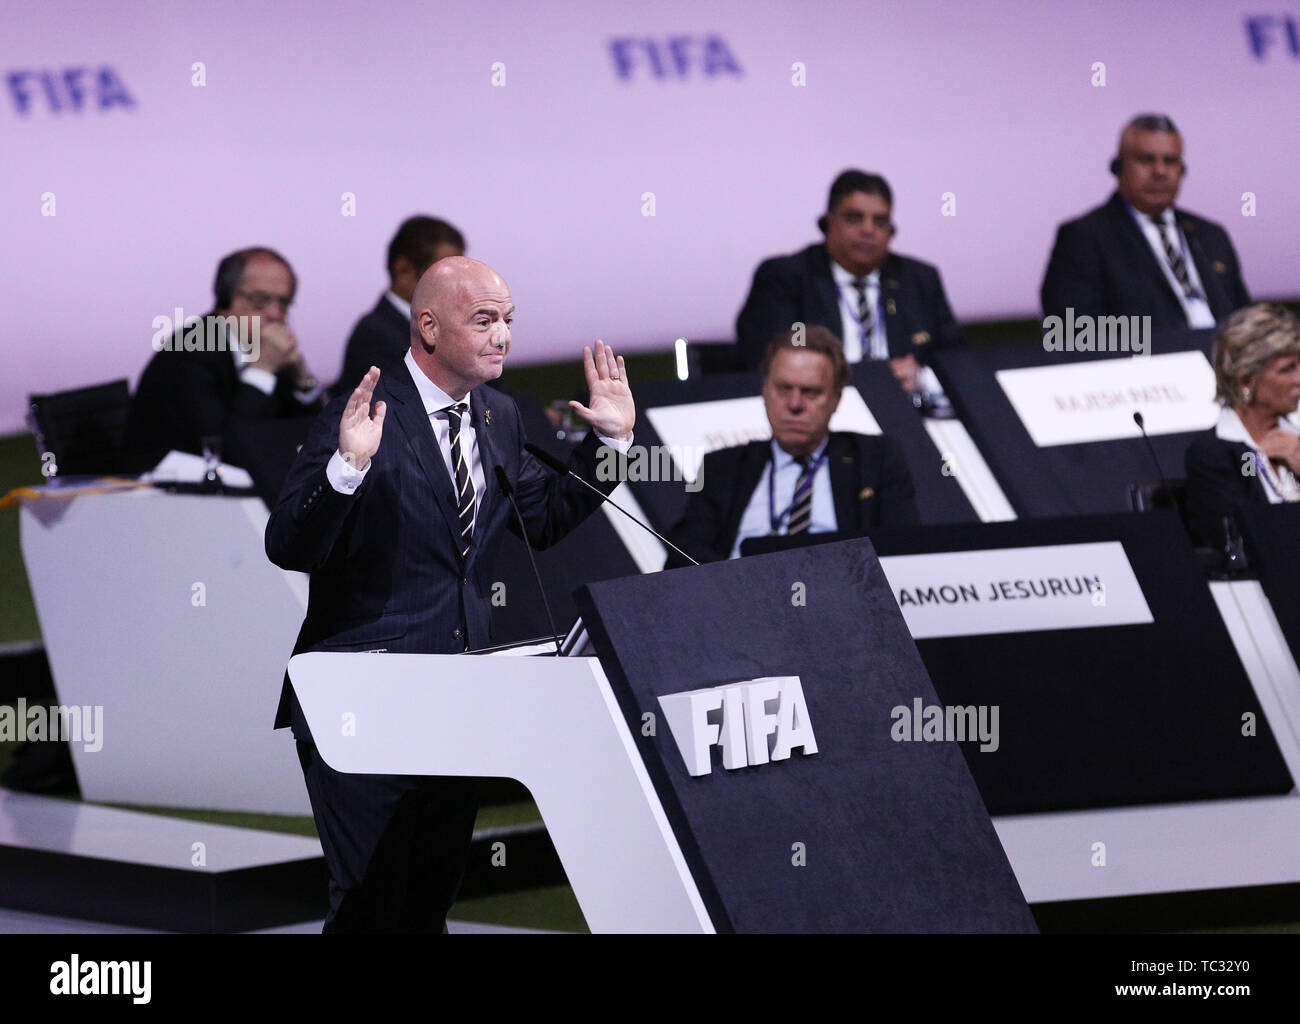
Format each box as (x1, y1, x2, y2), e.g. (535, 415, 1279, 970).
(266, 358, 618, 733)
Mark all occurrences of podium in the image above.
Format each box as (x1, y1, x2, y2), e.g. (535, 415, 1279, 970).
(289, 539, 1035, 932)
(21, 486, 312, 815)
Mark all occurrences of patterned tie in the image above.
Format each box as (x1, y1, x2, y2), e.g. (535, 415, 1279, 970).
(445, 403, 475, 559)
(787, 456, 814, 534)
(852, 277, 876, 354)
(1150, 214, 1198, 299)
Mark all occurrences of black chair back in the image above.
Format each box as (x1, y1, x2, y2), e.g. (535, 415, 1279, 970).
(27, 379, 131, 477)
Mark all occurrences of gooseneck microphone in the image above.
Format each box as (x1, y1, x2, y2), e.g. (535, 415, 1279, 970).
(494, 464, 563, 656)
(523, 442, 701, 567)
(1131, 412, 1172, 504)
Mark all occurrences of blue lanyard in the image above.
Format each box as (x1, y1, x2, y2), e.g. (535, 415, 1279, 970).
(768, 447, 828, 533)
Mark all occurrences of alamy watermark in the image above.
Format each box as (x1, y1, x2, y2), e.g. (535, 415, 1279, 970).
(0, 699, 103, 753)
(50, 956, 150, 1004)
(1043, 308, 1151, 357)
(596, 443, 706, 492)
(890, 698, 999, 753)
(150, 307, 261, 360)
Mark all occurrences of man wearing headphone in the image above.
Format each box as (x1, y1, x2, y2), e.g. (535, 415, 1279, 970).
(124, 246, 325, 495)
(735, 169, 966, 394)
(1041, 114, 1251, 329)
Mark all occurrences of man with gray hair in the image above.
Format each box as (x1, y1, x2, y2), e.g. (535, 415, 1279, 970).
(1041, 114, 1250, 330)
(665, 325, 917, 568)
(124, 246, 326, 494)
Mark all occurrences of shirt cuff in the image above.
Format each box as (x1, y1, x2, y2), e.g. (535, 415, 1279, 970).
(240, 366, 277, 395)
(595, 431, 633, 454)
(326, 450, 370, 493)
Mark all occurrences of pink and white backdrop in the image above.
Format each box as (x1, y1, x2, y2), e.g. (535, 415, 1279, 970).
(2, 0, 1296, 434)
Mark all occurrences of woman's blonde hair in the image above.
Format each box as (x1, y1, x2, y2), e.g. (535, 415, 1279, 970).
(1213, 303, 1300, 407)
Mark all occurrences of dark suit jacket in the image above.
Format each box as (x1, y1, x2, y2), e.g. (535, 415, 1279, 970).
(122, 317, 322, 495)
(735, 244, 966, 370)
(333, 294, 411, 399)
(1184, 429, 1269, 548)
(265, 358, 619, 732)
(664, 431, 918, 568)
(1041, 192, 1250, 329)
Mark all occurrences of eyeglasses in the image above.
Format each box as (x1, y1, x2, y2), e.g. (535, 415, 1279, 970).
(235, 290, 293, 312)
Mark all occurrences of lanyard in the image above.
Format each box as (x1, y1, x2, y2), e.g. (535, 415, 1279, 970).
(768, 446, 829, 533)
(1248, 442, 1300, 502)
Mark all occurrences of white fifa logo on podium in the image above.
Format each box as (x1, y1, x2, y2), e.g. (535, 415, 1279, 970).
(658, 676, 818, 777)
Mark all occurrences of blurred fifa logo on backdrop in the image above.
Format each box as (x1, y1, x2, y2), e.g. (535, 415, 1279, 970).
(6, 66, 135, 115)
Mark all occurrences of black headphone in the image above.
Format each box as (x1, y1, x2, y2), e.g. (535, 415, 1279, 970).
(1110, 153, 1187, 177)
(1109, 115, 1186, 177)
(817, 213, 897, 237)
(212, 246, 296, 310)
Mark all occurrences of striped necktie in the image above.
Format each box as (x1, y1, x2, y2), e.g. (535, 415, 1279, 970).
(787, 456, 814, 534)
(852, 276, 876, 354)
(1149, 214, 1199, 299)
(445, 403, 475, 559)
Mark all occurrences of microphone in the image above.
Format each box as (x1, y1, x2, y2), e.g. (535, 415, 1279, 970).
(494, 464, 563, 657)
(1131, 412, 1172, 507)
(523, 442, 700, 567)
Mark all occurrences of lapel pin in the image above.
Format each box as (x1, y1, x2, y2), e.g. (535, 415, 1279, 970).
(886, 299, 897, 315)
(484, 408, 492, 425)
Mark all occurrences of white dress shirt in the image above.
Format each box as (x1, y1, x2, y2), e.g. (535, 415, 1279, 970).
(730, 438, 837, 558)
(830, 259, 886, 362)
(327, 350, 485, 512)
(326, 350, 633, 498)
(1128, 204, 1216, 328)
(231, 324, 324, 403)
(1214, 406, 1300, 503)
(384, 290, 411, 321)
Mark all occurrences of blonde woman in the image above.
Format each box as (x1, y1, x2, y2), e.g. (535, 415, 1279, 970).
(1185, 303, 1300, 546)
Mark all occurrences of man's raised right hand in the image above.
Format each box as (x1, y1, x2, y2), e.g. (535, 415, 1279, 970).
(339, 366, 386, 471)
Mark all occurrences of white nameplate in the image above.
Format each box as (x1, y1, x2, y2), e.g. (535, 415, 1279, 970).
(996, 351, 1216, 447)
(645, 387, 880, 483)
(878, 542, 1153, 638)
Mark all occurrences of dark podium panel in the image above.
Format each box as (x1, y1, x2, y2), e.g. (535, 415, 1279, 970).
(486, 394, 639, 645)
(931, 328, 1215, 518)
(870, 512, 1294, 815)
(1238, 504, 1300, 669)
(576, 539, 1035, 933)
(627, 362, 977, 538)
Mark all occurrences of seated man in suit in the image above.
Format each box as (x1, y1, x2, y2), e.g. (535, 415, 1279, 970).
(333, 215, 465, 397)
(1041, 113, 1251, 330)
(123, 246, 326, 494)
(666, 326, 918, 568)
(735, 169, 966, 397)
